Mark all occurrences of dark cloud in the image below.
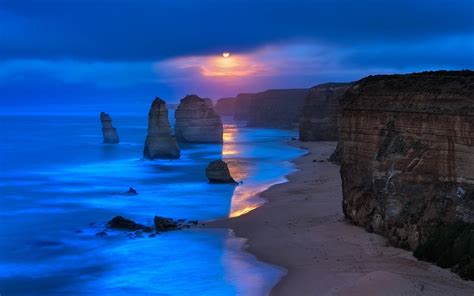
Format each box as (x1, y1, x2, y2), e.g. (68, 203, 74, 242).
(1, 0, 473, 61)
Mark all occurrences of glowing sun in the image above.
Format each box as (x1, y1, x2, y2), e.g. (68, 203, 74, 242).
(222, 52, 231, 58)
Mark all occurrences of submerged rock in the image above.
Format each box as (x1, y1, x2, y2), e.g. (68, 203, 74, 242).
(100, 112, 119, 143)
(107, 216, 153, 232)
(143, 97, 180, 159)
(174, 95, 223, 143)
(154, 216, 178, 231)
(125, 187, 138, 195)
(205, 160, 237, 183)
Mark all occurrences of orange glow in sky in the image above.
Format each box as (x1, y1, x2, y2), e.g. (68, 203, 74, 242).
(156, 52, 270, 79)
(200, 54, 266, 77)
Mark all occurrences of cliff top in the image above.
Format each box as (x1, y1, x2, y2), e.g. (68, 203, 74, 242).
(343, 70, 474, 115)
(309, 82, 352, 90)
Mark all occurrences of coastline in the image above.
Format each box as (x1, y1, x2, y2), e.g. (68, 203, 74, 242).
(205, 141, 474, 295)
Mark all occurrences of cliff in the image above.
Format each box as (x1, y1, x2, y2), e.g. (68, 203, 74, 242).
(233, 93, 254, 121)
(100, 112, 119, 143)
(339, 70, 474, 278)
(232, 89, 310, 127)
(143, 97, 180, 159)
(215, 97, 236, 116)
(299, 83, 351, 141)
(174, 95, 223, 143)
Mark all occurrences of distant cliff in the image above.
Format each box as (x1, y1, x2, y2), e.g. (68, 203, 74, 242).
(215, 88, 309, 128)
(339, 71, 474, 279)
(215, 97, 236, 116)
(299, 83, 351, 141)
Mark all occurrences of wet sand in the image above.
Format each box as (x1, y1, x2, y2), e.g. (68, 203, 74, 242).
(205, 141, 474, 295)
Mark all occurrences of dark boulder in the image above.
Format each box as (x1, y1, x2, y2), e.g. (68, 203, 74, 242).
(107, 216, 153, 232)
(125, 187, 138, 195)
(205, 160, 237, 183)
(154, 216, 178, 231)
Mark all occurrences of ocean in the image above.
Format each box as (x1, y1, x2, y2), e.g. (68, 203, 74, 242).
(0, 113, 304, 295)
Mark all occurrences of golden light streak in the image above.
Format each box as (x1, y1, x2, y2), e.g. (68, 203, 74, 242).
(156, 53, 269, 78)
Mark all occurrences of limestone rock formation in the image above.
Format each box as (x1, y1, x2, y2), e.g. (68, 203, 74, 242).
(233, 93, 254, 121)
(299, 83, 351, 141)
(100, 112, 119, 143)
(143, 97, 180, 159)
(215, 97, 236, 116)
(174, 95, 223, 143)
(203, 98, 213, 108)
(206, 160, 237, 183)
(339, 71, 474, 278)
(237, 89, 309, 128)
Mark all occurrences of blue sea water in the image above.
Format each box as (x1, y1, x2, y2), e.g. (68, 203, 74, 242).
(0, 113, 304, 295)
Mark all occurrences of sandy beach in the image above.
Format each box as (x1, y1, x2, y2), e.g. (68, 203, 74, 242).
(206, 141, 474, 295)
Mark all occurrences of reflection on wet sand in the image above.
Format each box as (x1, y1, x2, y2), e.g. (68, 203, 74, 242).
(222, 229, 282, 295)
(222, 123, 268, 218)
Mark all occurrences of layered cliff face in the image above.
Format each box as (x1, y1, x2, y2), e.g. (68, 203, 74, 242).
(339, 71, 474, 278)
(299, 83, 351, 141)
(100, 112, 119, 143)
(174, 95, 223, 143)
(143, 97, 180, 159)
(215, 97, 236, 116)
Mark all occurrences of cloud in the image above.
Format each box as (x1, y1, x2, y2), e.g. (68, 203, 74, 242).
(0, 0, 473, 61)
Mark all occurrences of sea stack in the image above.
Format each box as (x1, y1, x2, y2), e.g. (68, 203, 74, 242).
(206, 160, 237, 183)
(339, 71, 474, 278)
(174, 95, 223, 143)
(100, 112, 119, 143)
(143, 97, 180, 159)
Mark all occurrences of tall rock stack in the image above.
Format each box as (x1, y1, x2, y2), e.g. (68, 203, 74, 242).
(143, 97, 180, 159)
(298, 83, 351, 141)
(100, 112, 119, 143)
(339, 71, 474, 278)
(174, 95, 223, 143)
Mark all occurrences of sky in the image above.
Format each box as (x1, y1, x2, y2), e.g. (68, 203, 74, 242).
(0, 0, 473, 114)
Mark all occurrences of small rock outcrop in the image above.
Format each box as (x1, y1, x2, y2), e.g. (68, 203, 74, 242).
(107, 216, 153, 232)
(154, 216, 178, 231)
(143, 97, 180, 159)
(206, 160, 237, 183)
(174, 95, 223, 143)
(339, 71, 474, 279)
(100, 112, 119, 143)
(299, 83, 351, 141)
(125, 187, 137, 195)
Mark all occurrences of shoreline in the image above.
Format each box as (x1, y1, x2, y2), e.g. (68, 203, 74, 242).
(205, 141, 474, 295)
